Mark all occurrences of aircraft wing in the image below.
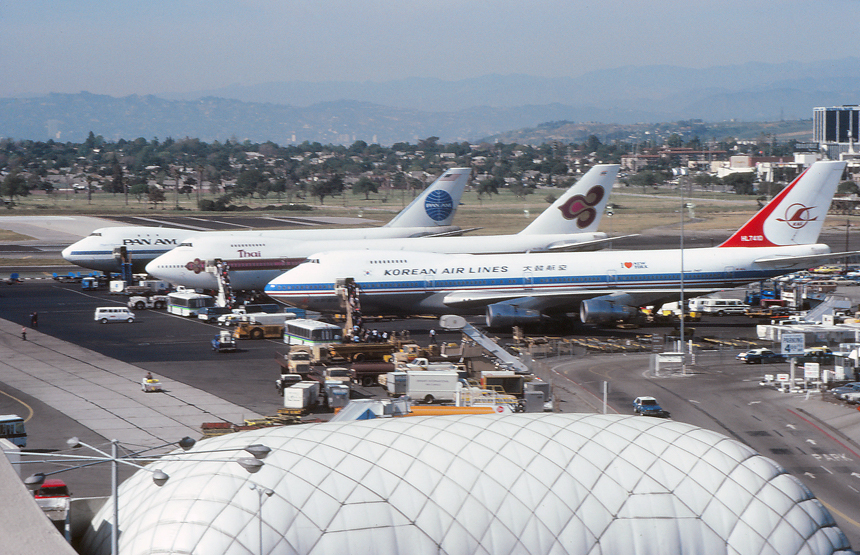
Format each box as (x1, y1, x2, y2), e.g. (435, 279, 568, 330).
(545, 234, 640, 252)
(753, 250, 860, 268)
(419, 227, 483, 238)
(442, 287, 718, 311)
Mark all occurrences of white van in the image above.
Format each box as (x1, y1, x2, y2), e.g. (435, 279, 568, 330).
(688, 298, 748, 315)
(94, 307, 135, 323)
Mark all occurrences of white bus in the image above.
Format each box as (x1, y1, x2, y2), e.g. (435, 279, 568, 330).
(167, 291, 215, 317)
(0, 414, 27, 448)
(283, 319, 343, 345)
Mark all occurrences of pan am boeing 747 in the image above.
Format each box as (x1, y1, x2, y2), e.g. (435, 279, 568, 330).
(61, 167, 471, 273)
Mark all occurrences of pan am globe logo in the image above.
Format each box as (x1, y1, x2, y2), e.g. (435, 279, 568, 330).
(424, 190, 454, 222)
(558, 185, 605, 228)
(776, 203, 817, 229)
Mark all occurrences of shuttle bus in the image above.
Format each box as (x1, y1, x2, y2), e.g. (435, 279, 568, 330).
(167, 291, 215, 317)
(283, 319, 343, 345)
(0, 414, 27, 448)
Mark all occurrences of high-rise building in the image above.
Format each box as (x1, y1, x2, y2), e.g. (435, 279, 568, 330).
(814, 105, 860, 158)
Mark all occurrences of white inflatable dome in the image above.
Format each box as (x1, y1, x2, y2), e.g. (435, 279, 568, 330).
(81, 413, 853, 555)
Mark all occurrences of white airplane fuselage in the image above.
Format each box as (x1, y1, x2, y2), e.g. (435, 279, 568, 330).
(62, 224, 464, 274)
(264, 244, 831, 315)
(145, 231, 608, 291)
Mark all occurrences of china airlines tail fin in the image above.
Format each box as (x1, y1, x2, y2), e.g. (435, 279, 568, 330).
(719, 160, 846, 248)
(384, 168, 470, 228)
(519, 164, 619, 235)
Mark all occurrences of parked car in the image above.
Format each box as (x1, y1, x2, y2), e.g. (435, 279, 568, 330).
(633, 396, 670, 417)
(736, 348, 785, 364)
(831, 383, 860, 399)
(842, 391, 860, 404)
(795, 347, 834, 365)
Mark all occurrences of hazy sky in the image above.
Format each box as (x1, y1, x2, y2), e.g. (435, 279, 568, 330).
(1, 0, 856, 98)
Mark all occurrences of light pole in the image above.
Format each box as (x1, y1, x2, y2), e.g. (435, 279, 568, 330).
(249, 483, 274, 555)
(19, 438, 271, 555)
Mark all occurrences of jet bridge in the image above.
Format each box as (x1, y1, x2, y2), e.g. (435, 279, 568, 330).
(439, 315, 531, 374)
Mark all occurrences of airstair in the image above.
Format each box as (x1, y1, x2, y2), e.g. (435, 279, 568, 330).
(207, 259, 235, 308)
(800, 294, 853, 323)
(439, 315, 531, 374)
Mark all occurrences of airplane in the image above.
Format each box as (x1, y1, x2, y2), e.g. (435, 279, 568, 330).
(60, 168, 471, 273)
(145, 165, 623, 292)
(264, 160, 849, 328)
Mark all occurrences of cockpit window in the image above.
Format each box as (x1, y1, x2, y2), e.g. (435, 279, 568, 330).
(89, 232, 102, 237)
(179, 242, 193, 247)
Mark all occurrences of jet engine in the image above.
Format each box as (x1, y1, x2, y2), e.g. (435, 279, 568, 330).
(485, 303, 541, 328)
(579, 299, 638, 324)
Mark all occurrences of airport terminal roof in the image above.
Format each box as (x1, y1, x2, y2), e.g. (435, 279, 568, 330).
(81, 413, 853, 555)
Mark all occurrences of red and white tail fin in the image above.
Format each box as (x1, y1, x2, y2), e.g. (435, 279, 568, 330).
(719, 160, 846, 248)
(519, 164, 619, 235)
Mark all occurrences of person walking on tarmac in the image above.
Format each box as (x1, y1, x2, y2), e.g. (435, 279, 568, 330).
(429, 328, 436, 344)
(30, 312, 38, 328)
(21, 327, 27, 341)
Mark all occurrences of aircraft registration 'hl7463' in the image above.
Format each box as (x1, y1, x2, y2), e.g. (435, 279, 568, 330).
(265, 161, 850, 328)
(145, 165, 623, 292)
(61, 168, 472, 273)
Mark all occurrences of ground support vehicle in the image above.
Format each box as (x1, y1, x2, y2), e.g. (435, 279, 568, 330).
(324, 382, 351, 409)
(796, 347, 835, 365)
(352, 362, 396, 387)
(211, 330, 238, 352)
(397, 357, 460, 372)
(327, 342, 397, 363)
(141, 377, 163, 392)
(282, 381, 321, 414)
(233, 322, 285, 340)
(275, 373, 302, 396)
(128, 295, 168, 310)
(736, 349, 785, 364)
(633, 396, 669, 417)
(385, 370, 460, 403)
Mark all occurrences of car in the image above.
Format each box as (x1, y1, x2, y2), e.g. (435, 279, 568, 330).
(842, 390, 860, 404)
(795, 347, 834, 365)
(736, 348, 785, 364)
(832, 383, 860, 399)
(633, 396, 669, 418)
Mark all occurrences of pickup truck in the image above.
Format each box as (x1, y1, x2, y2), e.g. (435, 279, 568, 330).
(633, 396, 670, 417)
(127, 295, 168, 310)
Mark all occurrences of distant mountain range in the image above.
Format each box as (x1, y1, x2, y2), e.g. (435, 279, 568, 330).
(2, 58, 859, 145)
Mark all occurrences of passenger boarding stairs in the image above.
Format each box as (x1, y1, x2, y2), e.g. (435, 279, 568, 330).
(439, 315, 531, 374)
(206, 259, 235, 308)
(799, 294, 852, 324)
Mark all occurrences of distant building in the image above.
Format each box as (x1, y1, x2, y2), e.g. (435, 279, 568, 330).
(814, 105, 860, 158)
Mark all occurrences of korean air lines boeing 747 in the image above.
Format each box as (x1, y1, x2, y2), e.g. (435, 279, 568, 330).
(266, 161, 849, 328)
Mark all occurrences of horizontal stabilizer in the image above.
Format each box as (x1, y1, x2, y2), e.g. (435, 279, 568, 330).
(546, 234, 639, 252)
(753, 250, 860, 268)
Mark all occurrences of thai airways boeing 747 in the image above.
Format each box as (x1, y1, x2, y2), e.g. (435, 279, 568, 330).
(145, 165, 622, 292)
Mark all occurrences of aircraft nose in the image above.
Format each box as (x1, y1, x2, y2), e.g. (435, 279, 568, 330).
(61, 244, 76, 262)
